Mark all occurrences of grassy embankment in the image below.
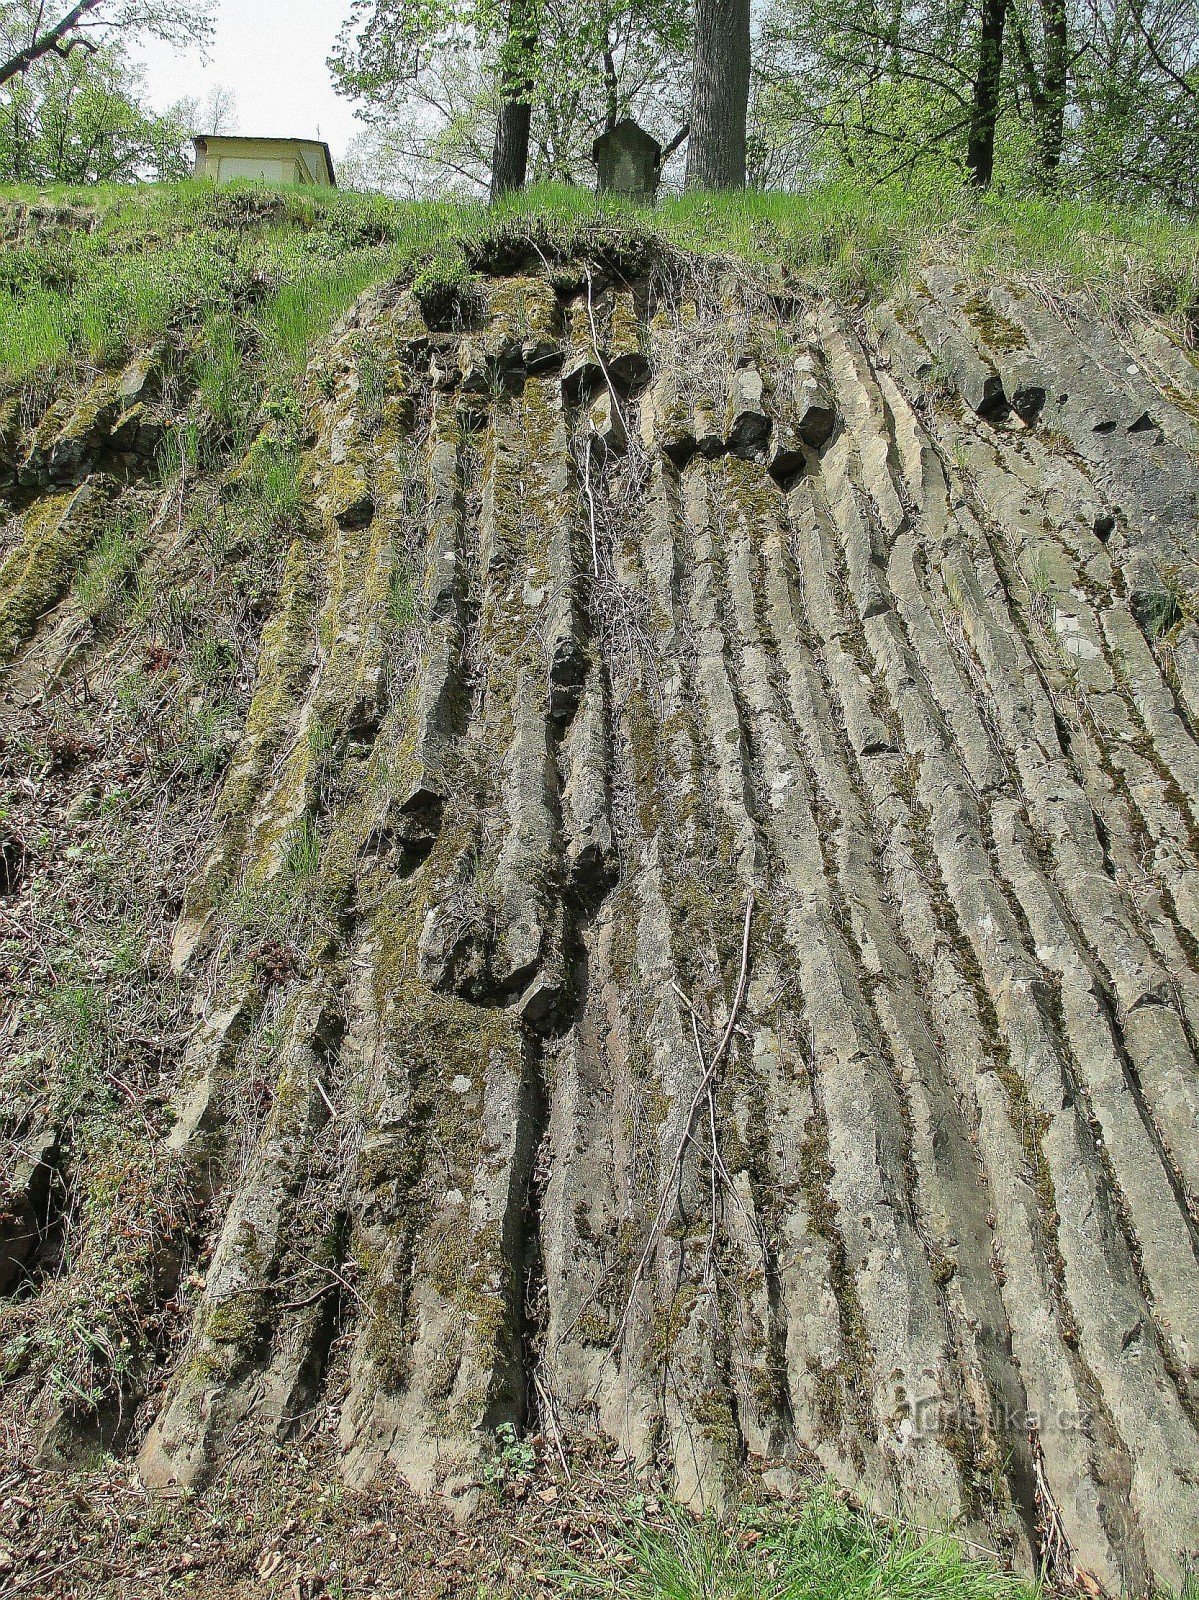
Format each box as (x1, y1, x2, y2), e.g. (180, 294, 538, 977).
(2, 176, 1198, 390)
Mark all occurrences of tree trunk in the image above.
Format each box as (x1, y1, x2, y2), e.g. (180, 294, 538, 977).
(686, 0, 751, 191)
(491, 100, 531, 198)
(603, 41, 619, 132)
(966, 0, 1007, 185)
(1036, 0, 1068, 179)
(489, 0, 535, 200)
(10, 95, 25, 183)
(888, 0, 904, 79)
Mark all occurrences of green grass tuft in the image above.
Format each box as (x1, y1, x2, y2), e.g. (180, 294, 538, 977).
(72, 509, 147, 623)
(563, 1489, 1041, 1600)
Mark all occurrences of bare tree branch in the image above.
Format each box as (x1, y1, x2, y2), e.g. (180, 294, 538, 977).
(0, 0, 105, 88)
(1128, 0, 1197, 95)
(659, 119, 689, 164)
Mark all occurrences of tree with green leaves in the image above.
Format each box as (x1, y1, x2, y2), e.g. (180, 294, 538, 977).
(331, 0, 691, 198)
(758, 0, 1198, 201)
(331, 0, 541, 199)
(332, 0, 1197, 206)
(0, 0, 211, 91)
(0, 2, 197, 182)
(2, 56, 194, 184)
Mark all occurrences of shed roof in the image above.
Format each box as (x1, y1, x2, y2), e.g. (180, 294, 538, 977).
(193, 134, 337, 186)
(591, 119, 662, 164)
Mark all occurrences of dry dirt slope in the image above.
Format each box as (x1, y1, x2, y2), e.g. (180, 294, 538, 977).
(3, 247, 1199, 1596)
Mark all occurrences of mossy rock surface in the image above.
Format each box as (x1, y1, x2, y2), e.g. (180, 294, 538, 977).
(3, 232, 1199, 1599)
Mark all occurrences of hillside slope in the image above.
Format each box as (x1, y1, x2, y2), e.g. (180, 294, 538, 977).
(3, 200, 1199, 1595)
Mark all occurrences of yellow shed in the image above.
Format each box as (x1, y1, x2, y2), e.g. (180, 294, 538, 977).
(192, 135, 336, 188)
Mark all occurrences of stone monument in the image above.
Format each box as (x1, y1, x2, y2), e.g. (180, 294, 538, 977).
(592, 119, 662, 203)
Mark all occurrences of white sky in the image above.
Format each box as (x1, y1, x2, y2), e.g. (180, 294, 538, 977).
(137, 0, 369, 164)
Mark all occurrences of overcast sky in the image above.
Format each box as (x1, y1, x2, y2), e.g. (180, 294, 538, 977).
(137, 0, 369, 163)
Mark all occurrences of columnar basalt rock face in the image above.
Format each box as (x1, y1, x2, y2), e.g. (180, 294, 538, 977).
(3, 258, 1199, 1595)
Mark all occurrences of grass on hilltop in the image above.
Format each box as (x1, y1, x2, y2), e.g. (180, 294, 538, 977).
(0, 176, 1197, 392)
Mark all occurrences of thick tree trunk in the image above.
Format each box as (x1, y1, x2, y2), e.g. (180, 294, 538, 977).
(966, 0, 1008, 186)
(686, 0, 751, 191)
(491, 101, 532, 198)
(489, 0, 535, 201)
(1037, 0, 1068, 178)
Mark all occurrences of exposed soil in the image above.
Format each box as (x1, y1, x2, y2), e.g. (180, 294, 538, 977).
(0, 1434, 662, 1597)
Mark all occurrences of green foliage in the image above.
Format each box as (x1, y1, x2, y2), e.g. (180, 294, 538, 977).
(243, 437, 305, 534)
(480, 1422, 537, 1494)
(329, 0, 1195, 207)
(0, 183, 430, 382)
(284, 815, 323, 883)
(264, 257, 396, 376)
(388, 566, 418, 634)
(73, 509, 148, 623)
(353, 335, 389, 427)
(308, 714, 337, 767)
(172, 694, 234, 783)
(0, 811, 191, 1407)
(412, 252, 483, 325)
(0, 40, 195, 187)
(156, 418, 207, 485)
(331, 0, 691, 195)
(565, 1488, 1040, 1600)
(757, 0, 1199, 208)
(0, 366, 300, 1398)
(196, 315, 258, 446)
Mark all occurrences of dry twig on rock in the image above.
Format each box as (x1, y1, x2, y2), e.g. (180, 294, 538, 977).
(608, 891, 755, 1363)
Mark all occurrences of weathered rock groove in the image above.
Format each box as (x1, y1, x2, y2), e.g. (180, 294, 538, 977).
(4, 253, 1199, 1595)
